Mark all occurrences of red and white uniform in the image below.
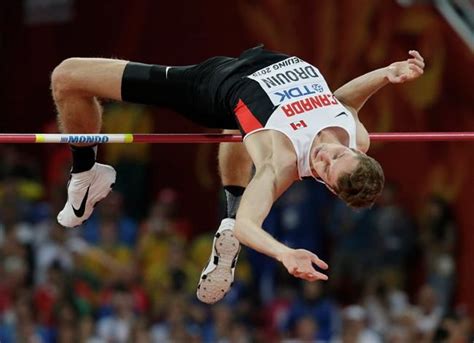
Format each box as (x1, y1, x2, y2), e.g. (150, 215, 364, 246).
(243, 56, 357, 179)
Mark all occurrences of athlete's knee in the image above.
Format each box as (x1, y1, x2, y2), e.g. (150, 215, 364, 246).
(51, 58, 87, 99)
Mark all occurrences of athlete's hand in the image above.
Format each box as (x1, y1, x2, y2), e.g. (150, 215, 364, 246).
(386, 50, 425, 84)
(277, 248, 329, 282)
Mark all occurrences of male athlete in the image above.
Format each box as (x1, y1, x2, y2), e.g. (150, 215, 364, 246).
(50, 46, 424, 304)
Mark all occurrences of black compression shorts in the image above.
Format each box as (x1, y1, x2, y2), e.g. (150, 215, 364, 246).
(121, 46, 289, 131)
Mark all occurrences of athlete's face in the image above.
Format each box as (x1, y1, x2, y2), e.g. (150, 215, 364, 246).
(312, 144, 360, 189)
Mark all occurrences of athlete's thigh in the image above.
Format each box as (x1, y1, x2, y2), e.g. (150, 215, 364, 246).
(55, 58, 127, 101)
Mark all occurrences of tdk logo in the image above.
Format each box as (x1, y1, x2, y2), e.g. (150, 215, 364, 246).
(274, 84, 324, 103)
(312, 84, 324, 92)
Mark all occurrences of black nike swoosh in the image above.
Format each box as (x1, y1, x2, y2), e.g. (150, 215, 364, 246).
(72, 185, 90, 217)
(335, 111, 348, 118)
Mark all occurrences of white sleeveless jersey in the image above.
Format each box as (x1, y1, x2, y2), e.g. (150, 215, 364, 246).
(244, 56, 357, 179)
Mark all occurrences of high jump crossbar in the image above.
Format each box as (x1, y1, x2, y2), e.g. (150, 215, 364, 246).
(0, 132, 473, 144)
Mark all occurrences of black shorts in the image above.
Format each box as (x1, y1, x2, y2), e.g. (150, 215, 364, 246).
(121, 46, 289, 132)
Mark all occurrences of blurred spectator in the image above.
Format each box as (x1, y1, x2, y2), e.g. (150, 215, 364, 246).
(150, 295, 192, 342)
(433, 308, 474, 343)
(284, 281, 338, 341)
(129, 317, 152, 343)
(363, 275, 409, 337)
(187, 300, 214, 341)
(0, 255, 29, 319)
(102, 103, 154, 220)
(54, 301, 79, 342)
(419, 195, 457, 312)
(138, 188, 191, 251)
(96, 286, 137, 342)
(0, 147, 44, 204)
(34, 222, 77, 284)
(33, 262, 68, 326)
(79, 226, 134, 286)
(371, 183, 416, 282)
(228, 321, 252, 343)
(327, 200, 377, 303)
(261, 285, 294, 341)
(0, 293, 45, 343)
(292, 315, 319, 342)
(337, 305, 382, 343)
(0, 197, 35, 288)
(144, 238, 199, 303)
(78, 316, 102, 343)
(384, 310, 418, 343)
(82, 191, 138, 247)
(412, 284, 443, 340)
(208, 303, 234, 342)
(0, 199, 33, 318)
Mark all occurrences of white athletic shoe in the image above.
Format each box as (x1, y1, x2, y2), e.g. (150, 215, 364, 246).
(57, 163, 116, 228)
(197, 218, 241, 304)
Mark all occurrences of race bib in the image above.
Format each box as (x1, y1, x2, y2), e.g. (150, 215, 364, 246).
(247, 57, 329, 106)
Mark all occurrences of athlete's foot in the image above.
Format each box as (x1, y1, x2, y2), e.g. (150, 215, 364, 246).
(197, 218, 241, 304)
(57, 163, 116, 228)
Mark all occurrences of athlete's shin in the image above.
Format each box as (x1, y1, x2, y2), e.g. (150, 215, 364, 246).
(218, 130, 253, 218)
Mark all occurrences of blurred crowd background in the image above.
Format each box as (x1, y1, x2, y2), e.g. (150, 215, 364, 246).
(0, 142, 471, 342)
(1, 0, 473, 342)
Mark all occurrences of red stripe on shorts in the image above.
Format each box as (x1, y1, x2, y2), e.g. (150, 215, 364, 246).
(234, 99, 263, 134)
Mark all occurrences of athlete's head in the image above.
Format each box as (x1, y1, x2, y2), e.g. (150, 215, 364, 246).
(311, 144, 384, 208)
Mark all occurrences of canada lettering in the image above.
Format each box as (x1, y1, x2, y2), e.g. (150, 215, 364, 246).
(282, 94, 339, 117)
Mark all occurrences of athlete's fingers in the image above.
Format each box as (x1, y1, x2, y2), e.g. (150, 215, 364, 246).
(408, 57, 425, 69)
(294, 271, 304, 278)
(308, 271, 328, 281)
(409, 64, 424, 75)
(316, 271, 328, 280)
(303, 271, 328, 281)
(311, 254, 329, 270)
(409, 50, 424, 62)
(300, 263, 326, 279)
(289, 265, 298, 275)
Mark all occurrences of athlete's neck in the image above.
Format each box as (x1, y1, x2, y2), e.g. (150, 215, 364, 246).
(309, 127, 349, 180)
(311, 127, 347, 154)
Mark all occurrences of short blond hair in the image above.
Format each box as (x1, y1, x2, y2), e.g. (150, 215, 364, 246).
(335, 152, 384, 208)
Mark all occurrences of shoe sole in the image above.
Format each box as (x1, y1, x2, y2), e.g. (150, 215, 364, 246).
(197, 229, 240, 304)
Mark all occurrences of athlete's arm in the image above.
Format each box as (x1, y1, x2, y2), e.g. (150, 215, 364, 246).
(234, 163, 328, 282)
(333, 50, 425, 112)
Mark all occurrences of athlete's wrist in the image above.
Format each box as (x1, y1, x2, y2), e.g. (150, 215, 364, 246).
(274, 246, 294, 262)
(379, 66, 392, 82)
